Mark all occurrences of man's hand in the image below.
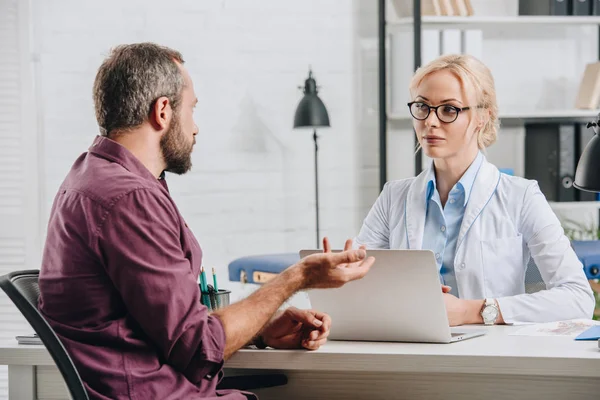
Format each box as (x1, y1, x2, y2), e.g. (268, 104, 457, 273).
(216, 237, 374, 359)
(297, 237, 375, 290)
(260, 307, 331, 350)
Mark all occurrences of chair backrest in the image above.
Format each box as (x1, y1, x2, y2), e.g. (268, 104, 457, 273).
(525, 258, 546, 294)
(0, 270, 89, 400)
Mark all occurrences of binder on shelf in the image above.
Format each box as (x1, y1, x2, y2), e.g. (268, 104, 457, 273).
(439, 0, 455, 15)
(423, 0, 443, 16)
(440, 29, 462, 55)
(464, 0, 474, 15)
(461, 29, 483, 60)
(525, 123, 577, 202)
(571, 0, 592, 15)
(575, 62, 600, 110)
(422, 29, 441, 65)
(518, 0, 569, 15)
(451, 0, 469, 16)
(594, 0, 600, 15)
(390, 0, 442, 17)
(576, 123, 599, 201)
(389, 30, 413, 115)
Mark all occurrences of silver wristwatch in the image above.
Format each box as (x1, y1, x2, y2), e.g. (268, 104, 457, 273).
(481, 298, 499, 325)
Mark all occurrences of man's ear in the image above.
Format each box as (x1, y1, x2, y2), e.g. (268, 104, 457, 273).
(149, 96, 172, 130)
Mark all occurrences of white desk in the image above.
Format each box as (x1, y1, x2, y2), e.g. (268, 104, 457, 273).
(1, 325, 599, 400)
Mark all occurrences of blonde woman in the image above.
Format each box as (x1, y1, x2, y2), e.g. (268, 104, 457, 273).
(356, 54, 594, 326)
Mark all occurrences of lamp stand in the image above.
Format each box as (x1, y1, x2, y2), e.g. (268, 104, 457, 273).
(313, 129, 320, 249)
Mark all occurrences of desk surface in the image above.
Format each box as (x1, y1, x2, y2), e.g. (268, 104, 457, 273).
(1, 326, 599, 377)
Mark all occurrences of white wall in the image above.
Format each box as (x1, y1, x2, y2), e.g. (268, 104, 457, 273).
(29, 0, 600, 295)
(32, 0, 381, 297)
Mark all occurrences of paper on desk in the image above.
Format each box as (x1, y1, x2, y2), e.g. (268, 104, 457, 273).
(510, 319, 600, 337)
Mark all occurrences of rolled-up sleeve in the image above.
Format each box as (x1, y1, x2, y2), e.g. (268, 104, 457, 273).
(95, 187, 225, 383)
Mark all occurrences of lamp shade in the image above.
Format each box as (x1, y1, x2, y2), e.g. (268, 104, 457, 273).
(574, 122, 600, 192)
(293, 70, 330, 128)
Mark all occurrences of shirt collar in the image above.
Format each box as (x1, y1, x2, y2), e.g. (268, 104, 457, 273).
(425, 151, 483, 206)
(457, 151, 483, 205)
(87, 135, 162, 184)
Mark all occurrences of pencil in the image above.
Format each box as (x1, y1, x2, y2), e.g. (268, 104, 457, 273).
(212, 267, 219, 292)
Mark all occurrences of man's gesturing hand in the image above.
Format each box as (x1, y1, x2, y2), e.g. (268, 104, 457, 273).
(298, 237, 374, 289)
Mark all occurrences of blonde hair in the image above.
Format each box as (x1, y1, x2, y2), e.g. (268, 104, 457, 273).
(409, 54, 499, 149)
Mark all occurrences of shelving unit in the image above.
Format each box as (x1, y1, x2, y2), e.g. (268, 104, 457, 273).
(377, 0, 600, 191)
(388, 15, 600, 30)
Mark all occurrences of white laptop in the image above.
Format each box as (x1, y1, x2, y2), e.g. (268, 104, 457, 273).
(299, 249, 485, 344)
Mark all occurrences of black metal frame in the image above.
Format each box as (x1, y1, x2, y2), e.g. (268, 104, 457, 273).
(378, 0, 423, 191)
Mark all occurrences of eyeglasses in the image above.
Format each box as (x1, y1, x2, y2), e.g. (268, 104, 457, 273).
(407, 101, 472, 123)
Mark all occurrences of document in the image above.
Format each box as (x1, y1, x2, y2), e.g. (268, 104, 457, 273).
(510, 319, 600, 337)
(16, 333, 42, 345)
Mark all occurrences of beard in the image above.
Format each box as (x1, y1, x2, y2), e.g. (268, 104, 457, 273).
(160, 113, 194, 175)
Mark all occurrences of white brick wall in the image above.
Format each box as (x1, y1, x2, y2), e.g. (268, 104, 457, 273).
(32, 0, 381, 296)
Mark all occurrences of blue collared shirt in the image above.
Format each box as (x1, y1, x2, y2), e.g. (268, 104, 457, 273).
(422, 152, 483, 297)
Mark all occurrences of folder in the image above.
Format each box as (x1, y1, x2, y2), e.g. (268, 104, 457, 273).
(594, 0, 600, 15)
(574, 325, 600, 340)
(389, 30, 413, 115)
(575, 123, 598, 201)
(463, 0, 474, 15)
(389, 0, 443, 17)
(16, 333, 42, 345)
(423, 0, 442, 16)
(439, 0, 455, 16)
(440, 29, 462, 55)
(422, 29, 441, 65)
(571, 0, 592, 15)
(519, 0, 568, 15)
(575, 62, 600, 110)
(451, 0, 468, 16)
(461, 29, 483, 60)
(524, 123, 577, 202)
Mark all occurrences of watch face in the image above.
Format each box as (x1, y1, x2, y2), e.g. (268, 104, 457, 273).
(482, 305, 498, 322)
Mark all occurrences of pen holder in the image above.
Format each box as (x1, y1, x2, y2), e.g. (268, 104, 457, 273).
(200, 286, 231, 311)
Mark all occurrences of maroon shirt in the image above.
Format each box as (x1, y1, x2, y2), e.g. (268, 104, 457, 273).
(39, 136, 249, 400)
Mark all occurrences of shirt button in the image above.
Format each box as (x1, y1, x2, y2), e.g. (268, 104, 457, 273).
(459, 263, 466, 270)
(435, 253, 440, 260)
(449, 198, 455, 204)
(440, 225, 446, 232)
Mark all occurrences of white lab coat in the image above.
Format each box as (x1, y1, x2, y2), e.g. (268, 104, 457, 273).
(355, 156, 595, 323)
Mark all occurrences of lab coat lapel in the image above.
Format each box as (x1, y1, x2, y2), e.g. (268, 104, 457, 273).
(456, 157, 500, 251)
(405, 168, 430, 250)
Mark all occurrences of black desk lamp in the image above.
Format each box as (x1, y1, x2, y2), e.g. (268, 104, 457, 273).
(574, 114, 600, 192)
(293, 69, 330, 249)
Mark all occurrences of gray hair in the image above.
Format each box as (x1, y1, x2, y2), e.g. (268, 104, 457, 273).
(93, 42, 185, 136)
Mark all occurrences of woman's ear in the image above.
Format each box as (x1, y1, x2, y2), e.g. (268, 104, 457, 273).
(477, 108, 490, 130)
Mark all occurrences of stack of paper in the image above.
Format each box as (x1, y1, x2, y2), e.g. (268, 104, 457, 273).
(510, 319, 600, 338)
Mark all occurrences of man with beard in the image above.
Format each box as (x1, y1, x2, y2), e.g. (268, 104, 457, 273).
(38, 43, 374, 400)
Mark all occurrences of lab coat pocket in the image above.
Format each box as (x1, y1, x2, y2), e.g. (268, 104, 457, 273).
(480, 235, 524, 297)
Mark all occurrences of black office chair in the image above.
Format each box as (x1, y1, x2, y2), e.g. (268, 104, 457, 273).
(0, 270, 286, 400)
